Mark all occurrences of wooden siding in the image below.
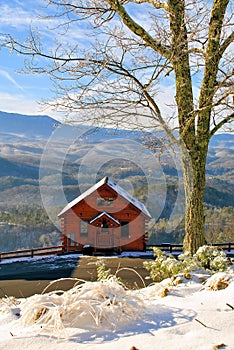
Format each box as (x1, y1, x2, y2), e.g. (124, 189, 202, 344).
(60, 182, 149, 252)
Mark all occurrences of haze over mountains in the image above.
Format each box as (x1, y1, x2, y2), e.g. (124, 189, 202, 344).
(0, 110, 233, 213)
(0, 111, 57, 140)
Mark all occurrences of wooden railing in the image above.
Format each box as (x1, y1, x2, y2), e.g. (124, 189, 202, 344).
(0, 245, 63, 262)
(0, 242, 233, 262)
(147, 243, 183, 253)
(147, 242, 234, 253)
(210, 242, 234, 252)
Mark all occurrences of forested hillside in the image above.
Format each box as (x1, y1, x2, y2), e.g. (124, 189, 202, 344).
(0, 205, 60, 252)
(148, 206, 234, 245)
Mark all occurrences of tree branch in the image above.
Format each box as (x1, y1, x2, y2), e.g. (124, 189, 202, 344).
(106, 0, 171, 59)
(132, 0, 169, 11)
(210, 112, 234, 137)
(199, 0, 230, 107)
(219, 31, 234, 56)
(181, 90, 234, 141)
(197, 0, 230, 137)
(188, 47, 205, 56)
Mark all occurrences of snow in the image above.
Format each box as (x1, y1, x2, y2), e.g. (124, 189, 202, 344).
(89, 211, 120, 225)
(0, 254, 83, 266)
(1, 249, 233, 266)
(58, 176, 151, 218)
(0, 271, 234, 350)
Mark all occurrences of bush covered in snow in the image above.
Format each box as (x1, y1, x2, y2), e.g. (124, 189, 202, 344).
(194, 245, 228, 271)
(19, 277, 144, 332)
(143, 248, 186, 282)
(144, 246, 230, 282)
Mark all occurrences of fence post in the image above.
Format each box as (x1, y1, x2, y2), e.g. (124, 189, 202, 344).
(228, 242, 231, 252)
(31, 249, 34, 258)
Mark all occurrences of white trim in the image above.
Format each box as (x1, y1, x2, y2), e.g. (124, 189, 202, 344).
(90, 211, 120, 225)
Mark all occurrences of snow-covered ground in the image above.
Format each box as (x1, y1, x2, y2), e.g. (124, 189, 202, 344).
(1, 249, 233, 266)
(0, 271, 233, 350)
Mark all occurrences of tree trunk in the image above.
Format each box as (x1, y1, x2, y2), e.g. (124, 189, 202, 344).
(182, 143, 208, 255)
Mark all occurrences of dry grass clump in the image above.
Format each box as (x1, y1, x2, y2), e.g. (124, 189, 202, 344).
(19, 277, 144, 332)
(203, 272, 234, 291)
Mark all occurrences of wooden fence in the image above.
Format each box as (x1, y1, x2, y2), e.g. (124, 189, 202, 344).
(0, 242, 233, 262)
(0, 246, 63, 262)
(147, 242, 234, 253)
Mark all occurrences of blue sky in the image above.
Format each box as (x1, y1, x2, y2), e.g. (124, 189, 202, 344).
(1, 0, 232, 128)
(0, 0, 113, 121)
(0, 0, 63, 118)
(0, 0, 176, 122)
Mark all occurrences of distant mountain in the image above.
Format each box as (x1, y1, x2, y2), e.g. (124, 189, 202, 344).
(209, 133, 234, 147)
(0, 111, 59, 140)
(0, 111, 233, 210)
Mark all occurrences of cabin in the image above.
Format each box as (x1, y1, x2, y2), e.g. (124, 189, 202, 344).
(58, 176, 151, 253)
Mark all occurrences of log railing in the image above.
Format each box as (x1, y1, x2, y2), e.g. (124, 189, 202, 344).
(0, 242, 233, 261)
(0, 246, 63, 262)
(147, 242, 234, 253)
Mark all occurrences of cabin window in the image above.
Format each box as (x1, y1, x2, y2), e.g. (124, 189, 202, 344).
(97, 198, 114, 207)
(80, 220, 88, 237)
(68, 233, 75, 246)
(121, 221, 129, 238)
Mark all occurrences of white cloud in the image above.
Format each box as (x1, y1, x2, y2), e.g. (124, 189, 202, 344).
(0, 4, 34, 30)
(0, 92, 40, 114)
(0, 1, 59, 33)
(0, 70, 24, 90)
(0, 92, 61, 120)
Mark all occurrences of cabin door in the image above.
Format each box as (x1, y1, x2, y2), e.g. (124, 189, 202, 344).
(95, 228, 113, 248)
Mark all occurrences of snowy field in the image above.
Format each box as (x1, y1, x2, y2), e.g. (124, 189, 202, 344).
(0, 270, 233, 350)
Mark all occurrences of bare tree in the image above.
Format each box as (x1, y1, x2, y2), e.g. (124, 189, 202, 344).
(2, 0, 233, 254)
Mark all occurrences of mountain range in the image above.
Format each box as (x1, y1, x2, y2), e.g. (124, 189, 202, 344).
(0, 110, 233, 216)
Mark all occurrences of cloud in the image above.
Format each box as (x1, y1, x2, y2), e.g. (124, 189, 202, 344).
(0, 70, 24, 90)
(0, 92, 39, 114)
(0, 1, 58, 32)
(0, 92, 62, 121)
(0, 4, 34, 30)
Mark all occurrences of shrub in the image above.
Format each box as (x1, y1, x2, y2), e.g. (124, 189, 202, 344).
(144, 248, 185, 282)
(144, 245, 229, 282)
(194, 245, 228, 272)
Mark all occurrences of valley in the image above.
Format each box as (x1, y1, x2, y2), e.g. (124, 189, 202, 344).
(0, 111, 233, 251)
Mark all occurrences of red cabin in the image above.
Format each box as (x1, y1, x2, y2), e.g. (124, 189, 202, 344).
(58, 177, 151, 253)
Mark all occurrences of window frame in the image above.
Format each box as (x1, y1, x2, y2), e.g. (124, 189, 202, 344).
(97, 197, 114, 207)
(121, 221, 129, 238)
(68, 232, 75, 246)
(80, 220, 88, 237)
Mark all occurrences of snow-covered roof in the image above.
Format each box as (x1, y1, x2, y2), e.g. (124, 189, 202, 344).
(89, 211, 120, 225)
(58, 176, 151, 218)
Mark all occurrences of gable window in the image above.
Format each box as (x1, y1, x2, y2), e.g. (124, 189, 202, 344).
(121, 221, 129, 238)
(97, 198, 114, 207)
(80, 220, 88, 237)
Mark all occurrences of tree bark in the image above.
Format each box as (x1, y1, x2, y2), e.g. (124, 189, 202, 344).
(182, 141, 208, 255)
(168, 0, 205, 254)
